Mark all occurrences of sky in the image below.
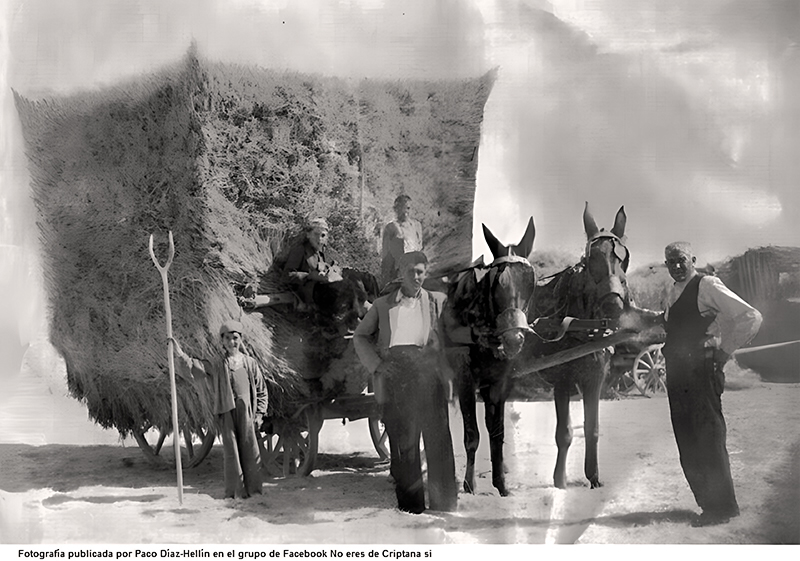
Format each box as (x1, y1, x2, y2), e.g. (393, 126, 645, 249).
(1, 0, 799, 346)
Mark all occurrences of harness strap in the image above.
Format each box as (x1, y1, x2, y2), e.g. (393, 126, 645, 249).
(530, 316, 575, 342)
(530, 316, 619, 342)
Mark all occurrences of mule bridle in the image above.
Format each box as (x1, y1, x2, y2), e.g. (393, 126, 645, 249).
(584, 232, 631, 315)
(530, 234, 630, 342)
(486, 255, 537, 329)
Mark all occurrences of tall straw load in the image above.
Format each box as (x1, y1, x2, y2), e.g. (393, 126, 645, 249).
(14, 48, 494, 438)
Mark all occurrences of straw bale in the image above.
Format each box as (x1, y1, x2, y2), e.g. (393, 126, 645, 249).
(14, 48, 494, 435)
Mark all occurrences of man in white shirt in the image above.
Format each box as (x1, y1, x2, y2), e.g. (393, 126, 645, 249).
(380, 195, 424, 287)
(353, 251, 457, 514)
(661, 241, 762, 527)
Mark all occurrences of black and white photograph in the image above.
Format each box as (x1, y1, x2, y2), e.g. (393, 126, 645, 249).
(1, 0, 798, 548)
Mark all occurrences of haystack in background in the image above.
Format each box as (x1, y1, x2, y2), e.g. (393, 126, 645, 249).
(14, 47, 494, 439)
(716, 246, 800, 382)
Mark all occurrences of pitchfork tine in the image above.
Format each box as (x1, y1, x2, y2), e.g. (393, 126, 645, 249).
(149, 231, 175, 271)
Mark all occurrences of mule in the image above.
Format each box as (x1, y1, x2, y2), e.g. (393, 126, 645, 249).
(528, 203, 632, 489)
(313, 268, 380, 334)
(444, 218, 537, 496)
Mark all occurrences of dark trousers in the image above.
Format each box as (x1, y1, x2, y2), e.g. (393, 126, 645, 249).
(380, 347, 458, 514)
(665, 349, 738, 515)
(219, 401, 263, 499)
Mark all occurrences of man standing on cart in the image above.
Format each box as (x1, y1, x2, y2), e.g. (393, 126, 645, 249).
(661, 241, 762, 526)
(380, 195, 424, 287)
(353, 251, 458, 514)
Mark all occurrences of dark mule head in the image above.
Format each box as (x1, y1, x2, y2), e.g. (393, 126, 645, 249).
(580, 203, 631, 322)
(313, 269, 379, 334)
(478, 217, 538, 358)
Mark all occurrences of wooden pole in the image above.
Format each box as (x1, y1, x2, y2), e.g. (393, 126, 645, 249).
(512, 330, 644, 379)
(149, 231, 184, 505)
(732, 340, 800, 356)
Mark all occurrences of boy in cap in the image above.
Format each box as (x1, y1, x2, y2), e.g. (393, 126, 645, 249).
(172, 320, 268, 499)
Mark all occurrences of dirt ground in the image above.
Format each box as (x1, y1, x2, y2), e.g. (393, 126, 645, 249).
(1, 355, 798, 547)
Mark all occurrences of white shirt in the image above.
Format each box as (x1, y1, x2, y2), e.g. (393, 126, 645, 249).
(388, 290, 428, 347)
(662, 274, 763, 355)
(382, 219, 423, 258)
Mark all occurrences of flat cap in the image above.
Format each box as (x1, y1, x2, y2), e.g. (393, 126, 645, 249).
(219, 320, 244, 336)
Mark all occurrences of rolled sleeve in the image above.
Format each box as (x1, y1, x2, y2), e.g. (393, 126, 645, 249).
(699, 276, 763, 354)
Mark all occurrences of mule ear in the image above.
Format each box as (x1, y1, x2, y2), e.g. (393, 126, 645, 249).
(583, 202, 600, 239)
(482, 223, 508, 259)
(512, 217, 536, 259)
(611, 205, 627, 239)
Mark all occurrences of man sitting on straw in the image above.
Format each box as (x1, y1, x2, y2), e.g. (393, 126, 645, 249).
(283, 217, 342, 312)
(171, 320, 268, 499)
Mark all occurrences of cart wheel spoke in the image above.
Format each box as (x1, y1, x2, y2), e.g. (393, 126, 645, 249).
(183, 427, 216, 468)
(154, 431, 168, 455)
(133, 429, 162, 463)
(182, 428, 195, 457)
(632, 344, 666, 396)
(258, 406, 322, 478)
(134, 426, 215, 468)
(369, 416, 390, 461)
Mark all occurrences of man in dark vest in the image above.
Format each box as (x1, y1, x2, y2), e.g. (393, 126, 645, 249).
(353, 251, 458, 514)
(661, 241, 762, 527)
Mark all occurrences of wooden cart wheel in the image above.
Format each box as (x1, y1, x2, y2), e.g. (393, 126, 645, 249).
(133, 425, 216, 468)
(616, 370, 639, 395)
(632, 344, 667, 396)
(368, 416, 390, 461)
(259, 404, 323, 478)
(603, 358, 639, 397)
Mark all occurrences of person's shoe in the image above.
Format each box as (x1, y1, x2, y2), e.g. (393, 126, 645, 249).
(399, 505, 425, 515)
(691, 508, 739, 527)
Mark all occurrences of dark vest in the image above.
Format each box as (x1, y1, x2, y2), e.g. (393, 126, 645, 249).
(664, 274, 714, 358)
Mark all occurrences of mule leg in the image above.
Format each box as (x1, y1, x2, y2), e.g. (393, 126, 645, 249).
(458, 377, 480, 494)
(581, 362, 604, 489)
(553, 382, 572, 489)
(480, 385, 509, 496)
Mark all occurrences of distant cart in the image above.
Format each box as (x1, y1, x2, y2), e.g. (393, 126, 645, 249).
(609, 342, 666, 397)
(527, 317, 666, 399)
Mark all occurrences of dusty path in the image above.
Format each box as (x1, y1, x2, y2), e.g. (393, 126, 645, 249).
(1, 359, 798, 544)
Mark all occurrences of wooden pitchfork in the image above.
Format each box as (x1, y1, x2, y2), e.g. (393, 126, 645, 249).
(149, 231, 184, 505)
